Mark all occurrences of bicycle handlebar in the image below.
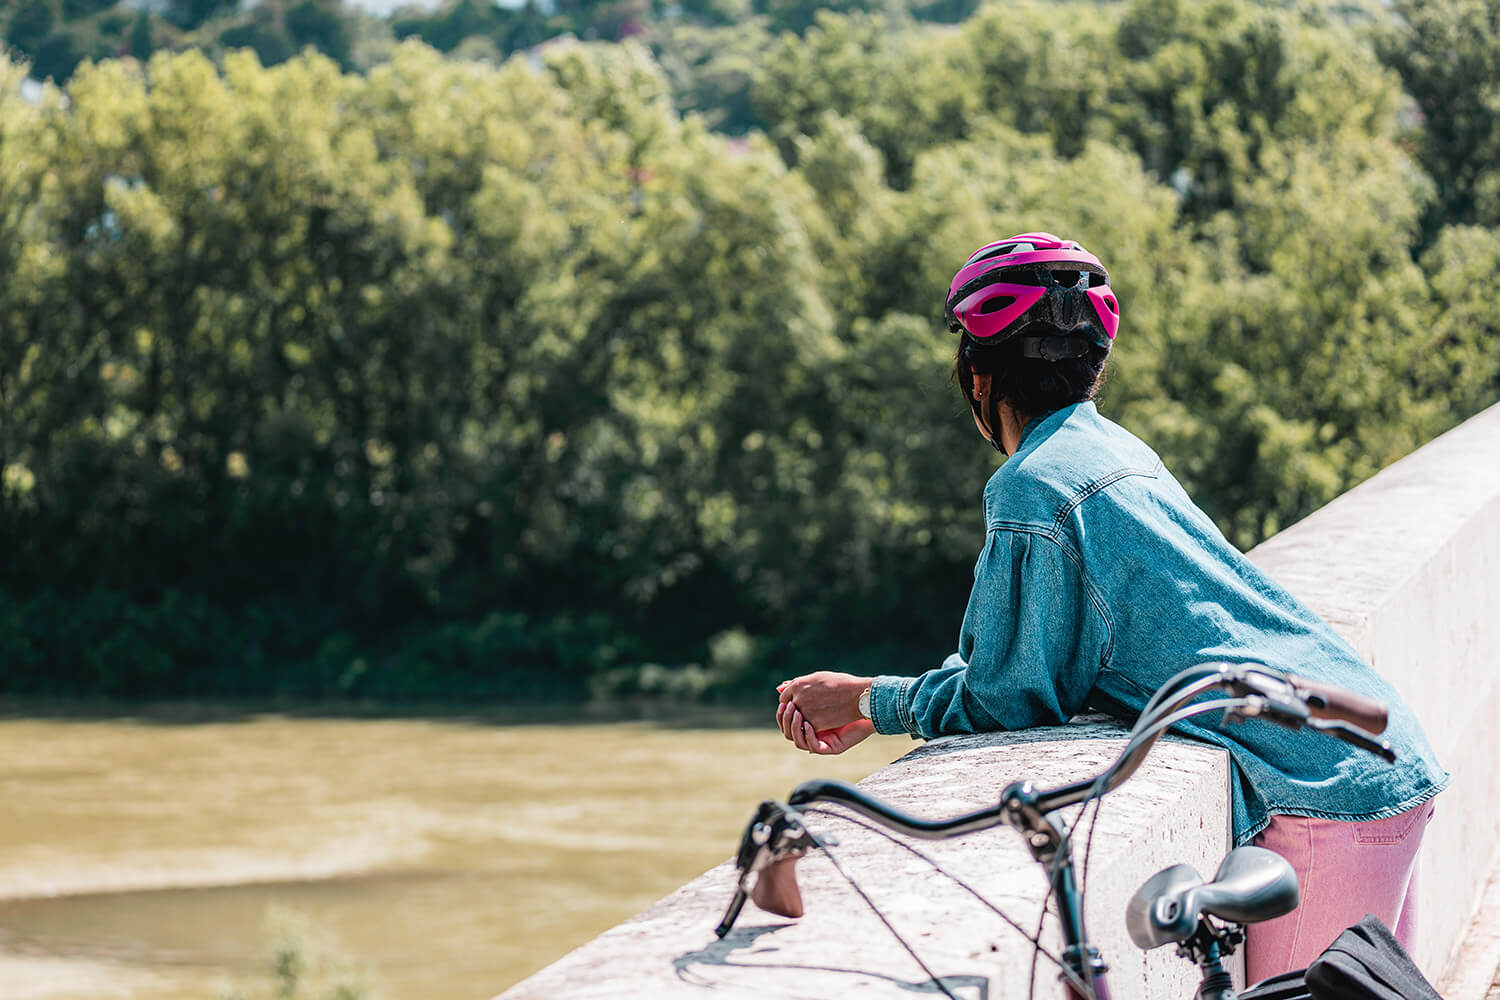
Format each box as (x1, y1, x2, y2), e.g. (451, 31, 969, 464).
(716, 663, 1394, 940)
(788, 779, 1011, 839)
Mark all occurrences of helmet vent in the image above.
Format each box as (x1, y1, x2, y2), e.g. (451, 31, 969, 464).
(1050, 270, 1084, 287)
(1088, 272, 1109, 287)
(969, 242, 1025, 265)
(977, 295, 1017, 314)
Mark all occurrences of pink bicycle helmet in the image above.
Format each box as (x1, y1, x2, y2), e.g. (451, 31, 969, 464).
(945, 233, 1119, 359)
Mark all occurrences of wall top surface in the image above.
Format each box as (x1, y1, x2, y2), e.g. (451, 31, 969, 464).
(499, 721, 1233, 1000)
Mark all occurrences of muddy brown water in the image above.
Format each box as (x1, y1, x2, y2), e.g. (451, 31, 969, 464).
(0, 711, 907, 1000)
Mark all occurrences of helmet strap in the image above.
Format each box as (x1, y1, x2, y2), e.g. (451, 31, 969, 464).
(987, 394, 1005, 454)
(968, 373, 1006, 454)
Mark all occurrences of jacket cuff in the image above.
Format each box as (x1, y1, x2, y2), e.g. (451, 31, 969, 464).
(870, 675, 918, 737)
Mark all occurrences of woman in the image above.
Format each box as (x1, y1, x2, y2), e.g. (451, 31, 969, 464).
(774, 233, 1447, 981)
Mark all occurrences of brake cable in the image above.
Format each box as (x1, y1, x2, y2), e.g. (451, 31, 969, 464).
(802, 805, 1097, 1000)
(802, 816, 963, 1000)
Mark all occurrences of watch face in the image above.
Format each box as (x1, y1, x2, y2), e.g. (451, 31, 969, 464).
(858, 687, 871, 719)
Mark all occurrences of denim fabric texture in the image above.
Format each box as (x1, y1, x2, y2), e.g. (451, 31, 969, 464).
(868, 402, 1448, 845)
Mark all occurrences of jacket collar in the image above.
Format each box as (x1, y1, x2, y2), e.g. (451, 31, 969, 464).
(1014, 402, 1092, 456)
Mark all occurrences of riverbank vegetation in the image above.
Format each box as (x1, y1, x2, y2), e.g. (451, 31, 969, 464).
(2, 0, 1498, 702)
(219, 908, 372, 1000)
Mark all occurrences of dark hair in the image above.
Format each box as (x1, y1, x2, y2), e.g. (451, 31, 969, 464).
(954, 329, 1109, 425)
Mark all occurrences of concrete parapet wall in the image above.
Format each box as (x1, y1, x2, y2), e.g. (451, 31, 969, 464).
(499, 402, 1500, 1000)
(1246, 402, 1500, 988)
(500, 725, 1232, 1000)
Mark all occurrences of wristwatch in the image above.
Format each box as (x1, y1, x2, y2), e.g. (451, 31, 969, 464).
(857, 684, 872, 720)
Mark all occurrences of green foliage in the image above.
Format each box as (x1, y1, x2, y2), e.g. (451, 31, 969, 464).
(1416, 225, 1500, 416)
(128, 12, 155, 60)
(391, 0, 513, 53)
(751, 11, 978, 187)
(284, 1, 354, 69)
(1376, 0, 1500, 233)
(6, 0, 56, 51)
(167, 0, 239, 32)
(753, 0, 900, 35)
(647, 19, 774, 133)
(3, 0, 1500, 702)
(1107, 0, 1405, 218)
(26, 30, 86, 82)
(219, 908, 372, 1000)
(7, 0, 988, 89)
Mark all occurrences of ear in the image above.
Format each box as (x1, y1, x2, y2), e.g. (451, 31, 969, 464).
(971, 373, 993, 400)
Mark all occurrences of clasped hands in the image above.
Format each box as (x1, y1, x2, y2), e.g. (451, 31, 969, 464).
(775, 670, 875, 754)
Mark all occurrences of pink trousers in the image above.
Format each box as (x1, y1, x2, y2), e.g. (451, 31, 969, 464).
(1244, 800, 1434, 985)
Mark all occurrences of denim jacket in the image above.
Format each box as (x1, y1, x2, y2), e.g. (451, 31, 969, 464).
(869, 402, 1448, 845)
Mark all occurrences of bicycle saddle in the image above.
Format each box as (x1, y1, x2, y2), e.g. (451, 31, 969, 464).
(1126, 846, 1300, 949)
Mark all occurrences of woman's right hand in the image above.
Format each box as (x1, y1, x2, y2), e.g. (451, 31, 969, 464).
(776, 700, 875, 754)
(807, 719, 875, 754)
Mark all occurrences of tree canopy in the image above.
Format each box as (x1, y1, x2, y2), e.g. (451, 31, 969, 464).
(2, 0, 1498, 701)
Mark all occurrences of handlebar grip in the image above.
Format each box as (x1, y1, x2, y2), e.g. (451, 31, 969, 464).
(715, 886, 749, 938)
(1288, 674, 1388, 735)
(750, 855, 805, 918)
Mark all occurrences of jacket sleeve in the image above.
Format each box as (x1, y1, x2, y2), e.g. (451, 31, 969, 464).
(868, 528, 1110, 739)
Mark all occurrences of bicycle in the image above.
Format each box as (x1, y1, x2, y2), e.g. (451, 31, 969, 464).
(713, 662, 1402, 1000)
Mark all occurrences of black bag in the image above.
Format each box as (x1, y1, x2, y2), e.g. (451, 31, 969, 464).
(1241, 967, 1312, 1000)
(1304, 915, 1443, 1000)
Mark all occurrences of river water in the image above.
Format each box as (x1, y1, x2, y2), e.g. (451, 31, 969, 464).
(0, 710, 907, 1000)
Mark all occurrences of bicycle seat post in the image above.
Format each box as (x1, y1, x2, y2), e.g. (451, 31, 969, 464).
(1174, 919, 1242, 1000)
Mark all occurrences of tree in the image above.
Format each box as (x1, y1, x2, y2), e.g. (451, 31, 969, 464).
(285, 0, 353, 68)
(219, 9, 297, 67)
(1107, 0, 1405, 221)
(166, 0, 239, 31)
(26, 33, 82, 81)
(4, 2, 1500, 701)
(751, 12, 976, 186)
(5, 0, 56, 54)
(1377, 0, 1500, 234)
(128, 12, 155, 61)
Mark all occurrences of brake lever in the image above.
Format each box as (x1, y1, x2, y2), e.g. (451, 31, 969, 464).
(716, 885, 750, 939)
(717, 800, 780, 938)
(1223, 670, 1396, 761)
(1308, 718, 1397, 762)
(1223, 692, 1310, 729)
